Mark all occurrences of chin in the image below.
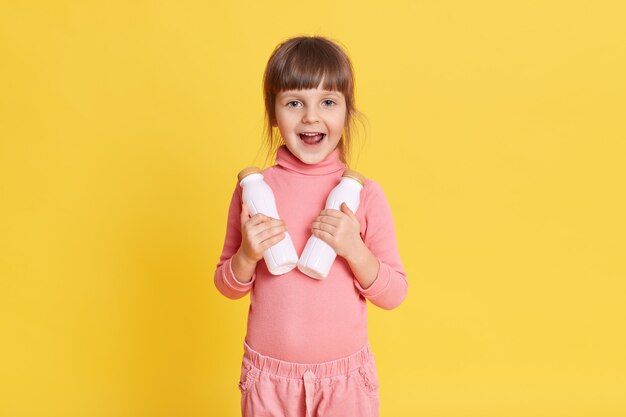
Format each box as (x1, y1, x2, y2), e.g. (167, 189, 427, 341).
(299, 150, 329, 165)
(284, 144, 323, 164)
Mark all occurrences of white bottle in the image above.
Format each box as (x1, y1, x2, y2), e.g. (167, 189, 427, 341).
(297, 170, 366, 279)
(238, 167, 299, 275)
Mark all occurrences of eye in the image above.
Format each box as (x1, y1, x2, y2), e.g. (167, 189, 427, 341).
(286, 101, 302, 108)
(322, 99, 336, 106)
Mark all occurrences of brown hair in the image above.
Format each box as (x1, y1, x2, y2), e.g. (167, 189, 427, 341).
(262, 36, 363, 165)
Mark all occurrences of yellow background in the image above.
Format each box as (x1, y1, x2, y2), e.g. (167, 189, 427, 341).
(1, 1, 625, 416)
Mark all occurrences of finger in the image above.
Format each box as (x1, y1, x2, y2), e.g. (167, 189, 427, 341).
(249, 218, 284, 232)
(241, 202, 251, 224)
(340, 202, 355, 217)
(246, 212, 276, 227)
(312, 221, 336, 235)
(314, 216, 340, 227)
(319, 208, 343, 218)
(252, 222, 287, 241)
(246, 219, 284, 238)
(311, 228, 335, 245)
(258, 231, 286, 251)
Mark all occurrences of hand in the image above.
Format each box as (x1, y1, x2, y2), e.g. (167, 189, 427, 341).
(239, 202, 287, 264)
(311, 203, 364, 261)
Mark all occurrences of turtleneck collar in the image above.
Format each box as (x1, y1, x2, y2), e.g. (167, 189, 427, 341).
(275, 145, 346, 176)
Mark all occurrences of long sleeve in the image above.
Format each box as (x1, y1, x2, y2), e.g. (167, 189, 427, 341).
(353, 180, 408, 310)
(214, 184, 256, 299)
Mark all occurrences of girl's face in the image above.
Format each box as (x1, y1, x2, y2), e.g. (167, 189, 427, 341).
(274, 86, 346, 165)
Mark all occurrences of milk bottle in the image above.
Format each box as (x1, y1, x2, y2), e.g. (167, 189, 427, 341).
(297, 170, 365, 279)
(238, 167, 299, 275)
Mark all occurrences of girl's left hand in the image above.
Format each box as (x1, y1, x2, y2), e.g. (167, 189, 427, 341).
(311, 203, 364, 261)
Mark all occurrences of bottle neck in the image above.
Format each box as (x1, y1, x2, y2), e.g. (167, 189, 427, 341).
(239, 173, 264, 187)
(340, 177, 363, 189)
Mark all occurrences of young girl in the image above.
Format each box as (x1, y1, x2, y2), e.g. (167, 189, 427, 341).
(214, 36, 408, 417)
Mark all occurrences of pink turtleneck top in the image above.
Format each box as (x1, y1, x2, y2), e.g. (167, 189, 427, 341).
(214, 146, 408, 363)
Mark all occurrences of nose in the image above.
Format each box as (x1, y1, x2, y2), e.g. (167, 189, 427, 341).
(302, 106, 319, 124)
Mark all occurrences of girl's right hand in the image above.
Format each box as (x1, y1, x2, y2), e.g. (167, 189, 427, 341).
(238, 202, 287, 264)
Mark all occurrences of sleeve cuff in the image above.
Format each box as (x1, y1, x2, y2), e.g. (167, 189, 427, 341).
(353, 258, 391, 298)
(223, 257, 256, 292)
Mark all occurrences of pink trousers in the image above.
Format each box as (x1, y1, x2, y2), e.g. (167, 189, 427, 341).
(238, 341, 380, 417)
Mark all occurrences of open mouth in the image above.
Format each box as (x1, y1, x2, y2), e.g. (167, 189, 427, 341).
(299, 132, 326, 145)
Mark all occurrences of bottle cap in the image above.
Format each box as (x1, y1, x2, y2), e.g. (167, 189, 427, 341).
(237, 166, 262, 182)
(342, 169, 366, 186)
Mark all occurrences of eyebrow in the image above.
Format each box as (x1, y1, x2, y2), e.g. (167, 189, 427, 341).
(279, 91, 342, 99)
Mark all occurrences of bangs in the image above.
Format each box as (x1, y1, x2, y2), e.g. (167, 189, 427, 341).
(268, 39, 353, 95)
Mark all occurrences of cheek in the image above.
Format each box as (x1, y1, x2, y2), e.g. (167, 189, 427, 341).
(333, 119, 347, 135)
(276, 110, 296, 127)
(274, 113, 290, 133)
(334, 111, 348, 132)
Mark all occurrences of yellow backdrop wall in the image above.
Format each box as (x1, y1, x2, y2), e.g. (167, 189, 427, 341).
(1, 1, 625, 416)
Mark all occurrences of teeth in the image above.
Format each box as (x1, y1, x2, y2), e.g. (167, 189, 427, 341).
(302, 132, 323, 136)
